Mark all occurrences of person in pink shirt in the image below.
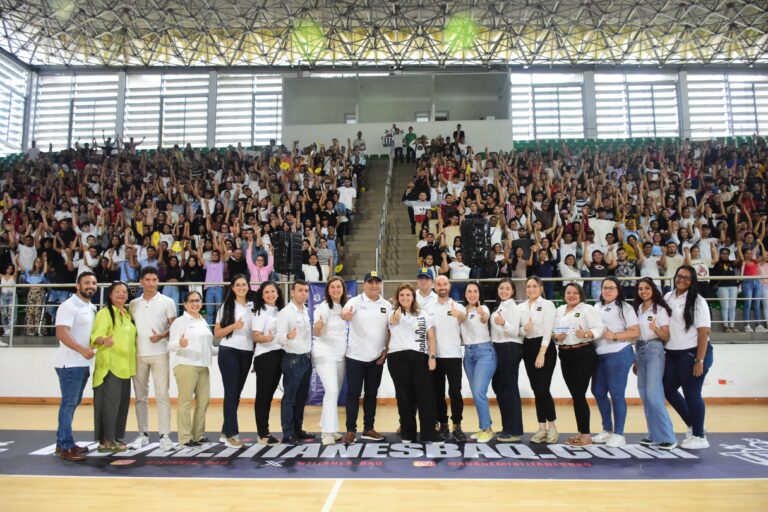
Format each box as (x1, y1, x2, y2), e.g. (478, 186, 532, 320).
(246, 238, 274, 292)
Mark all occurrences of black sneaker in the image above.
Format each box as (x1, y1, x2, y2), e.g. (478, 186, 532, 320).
(259, 435, 280, 445)
(452, 425, 467, 443)
(297, 431, 316, 442)
(639, 438, 655, 447)
(197, 437, 212, 444)
(657, 441, 678, 451)
(281, 436, 298, 445)
(183, 440, 200, 447)
(437, 423, 450, 441)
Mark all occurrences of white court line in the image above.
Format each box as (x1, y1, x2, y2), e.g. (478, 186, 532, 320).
(321, 479, 343, 512)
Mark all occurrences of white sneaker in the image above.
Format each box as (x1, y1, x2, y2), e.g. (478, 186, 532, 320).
(219, 434, 227, 443)
(321, 433, 336, 446)
(591, 431, 612, 444)
(745, 324, 754, 333)
(756, 325, 767, 332)
(686, 426, 693, 440)
(606, 434, 626, 448)
(158, 434, 176, 451)
(130, 433, 149, 449)
(681, 436, 709, 450)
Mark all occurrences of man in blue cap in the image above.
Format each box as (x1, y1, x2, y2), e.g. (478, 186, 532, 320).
(415, 267, 437, 310)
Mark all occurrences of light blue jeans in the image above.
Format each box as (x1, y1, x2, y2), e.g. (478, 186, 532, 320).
(204, 286, 224, 326)
(716, 286, 738, 329)
(0, 292, 14, 330)
(463, 342, 497, 430)
(742, 278, 761, 326)
(592, 345, 635, 436)
(635, 340, 676, 444)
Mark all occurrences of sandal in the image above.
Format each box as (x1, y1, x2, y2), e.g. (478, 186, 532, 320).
(565, 435, 593, 447)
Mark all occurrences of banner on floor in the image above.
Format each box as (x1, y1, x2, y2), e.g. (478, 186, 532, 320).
(306, 280, 357, 406)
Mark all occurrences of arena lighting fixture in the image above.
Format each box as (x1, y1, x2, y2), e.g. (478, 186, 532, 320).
(443, 13, 479, 55)
(291, 18, 326, 63)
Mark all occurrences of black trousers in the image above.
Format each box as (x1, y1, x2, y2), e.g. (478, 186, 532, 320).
(433, 357, 463, 425)
(252, 349, 284, 437)
(345, 357, 384, 433)
(492, 342, 524, 436)
(218, 345, 254, 437)
(394, 147, 404, 163)
(407, 207, 417, 234)
(406, 146, 416, 163)
(558, 344, 598, 434)
(522, 337, 557, 423)
(93, 371, 131, 443)
(388, 350, 437, 442)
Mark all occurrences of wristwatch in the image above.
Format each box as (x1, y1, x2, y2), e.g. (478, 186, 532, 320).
(694, 358, 704, 364)
(429, 354, 436, 360)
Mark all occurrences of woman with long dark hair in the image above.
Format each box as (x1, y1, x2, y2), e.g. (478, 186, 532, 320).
(312, 276, 349, 445)
(553, 283, 603, 446)
(591, 276, 640, 448)
(251, 280, 285, 445)
(90, 281, 137, 452)
(388, 282, 438, 443)
(518, 276, 558, 444)
(168, 291, 216, 447)
(632, 277, 677, 450)
(461, 281, 496, 443)
(663, 265, 713, 450)
(213, 274, 255, 448)
(489, 278, 523, 443)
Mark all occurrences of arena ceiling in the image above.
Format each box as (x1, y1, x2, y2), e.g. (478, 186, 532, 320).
(1, 0, 767, 68)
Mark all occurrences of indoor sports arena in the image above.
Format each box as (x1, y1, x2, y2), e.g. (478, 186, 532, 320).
(0, 0, 767, 510)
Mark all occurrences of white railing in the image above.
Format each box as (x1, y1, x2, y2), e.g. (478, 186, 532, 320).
(374, 148, 395, 275)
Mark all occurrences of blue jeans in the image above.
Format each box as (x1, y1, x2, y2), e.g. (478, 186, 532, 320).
(55, 366, 90, 449)
(47, 289, 72, 319)
(0, 292, 14, 330)
(664, 344, 714, 438)
(635, 340, 676, 444)
(717, 286, 738, 328)
(449, 282, 466, 302)
(591, 345, 635, 435)
(217, 346, 253, 437)
(204, 287, 224, 326)
(463, 342, 497, 430)
(281, 353, 312, 438)
(590, 281, 602, 302)
(492, 342, 524, 436)
(162, 284, 180, 315)
(742, 278, 761, 325)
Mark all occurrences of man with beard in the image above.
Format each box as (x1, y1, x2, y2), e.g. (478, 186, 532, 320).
(53, 272, 98, 461)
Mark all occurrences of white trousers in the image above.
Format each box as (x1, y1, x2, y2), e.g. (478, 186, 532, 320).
(313, 355, 345, 433)
(132, 353, 171, 435)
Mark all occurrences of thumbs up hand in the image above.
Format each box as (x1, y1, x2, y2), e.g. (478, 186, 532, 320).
(179, 332, 189, 348)
(313, 314, 325, 336)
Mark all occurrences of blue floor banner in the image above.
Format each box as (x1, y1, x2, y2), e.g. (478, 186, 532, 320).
(306, 280, 356, 407)
(1, 431, 768, 480)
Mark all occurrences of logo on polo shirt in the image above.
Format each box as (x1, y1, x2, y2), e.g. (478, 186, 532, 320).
(536, 307, 542, 312)
(648, 316, 654, 321)
(575, 313, 581, 318)
(447, 311, 453, 316)
(380, 307, 386, 313)
(469, 314, 475, 319)
(605, 307, 612, 311)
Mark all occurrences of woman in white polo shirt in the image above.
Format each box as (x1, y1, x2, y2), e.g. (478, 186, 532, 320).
(461, 282, 496, 443)
(592, 276, 640, 448)
(213, 274, 255, 448)
(518, 276, 558, 444)
(312, 276, 350, 446)
(663, 265, 714, 450)
(387, 282, 438, 443)
(168, 291, 217, 447)
(490, 278, 524, 443)
(553, 283, 603, 447)
(633, 277, 678, 450)
(251, 281, 285, 445)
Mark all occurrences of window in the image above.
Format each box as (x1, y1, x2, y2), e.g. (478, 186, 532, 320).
(511, 73, 584, 140)
(434, 111, 449, 122)
(344, 113, 357, 124)
(415, 111, 430, 122)
(34, 74, 118, 151)
(687, 74, 729, 139)
(595, 73, 679, 139)
(688, 74, 768, 139)
(0, 54, 28, 155)
(124, 74, 209, 148)
(727, 74, 768, 136)
(216, 74, 283, 147)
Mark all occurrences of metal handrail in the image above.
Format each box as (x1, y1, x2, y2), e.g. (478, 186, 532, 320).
(374, 148, 395, 275)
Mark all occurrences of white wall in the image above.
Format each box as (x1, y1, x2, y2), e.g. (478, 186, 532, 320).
(283, 119, 514, 155)
(1, 344, 765, 400)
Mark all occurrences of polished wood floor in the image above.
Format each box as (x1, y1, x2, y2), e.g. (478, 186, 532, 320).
(1, 403, 767, 512)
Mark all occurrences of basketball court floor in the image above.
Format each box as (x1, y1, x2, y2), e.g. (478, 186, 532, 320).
(1, 402, 766, 511)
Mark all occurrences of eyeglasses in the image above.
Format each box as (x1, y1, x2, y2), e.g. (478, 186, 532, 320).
(187, 299, 202, 304)
(602, 286, 618, 291)
(675, 275, 692, 281)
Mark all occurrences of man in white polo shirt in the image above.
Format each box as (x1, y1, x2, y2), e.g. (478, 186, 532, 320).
(54, 272, 98, 462)
(340, 271, 392, 444)
(129, 267, 177, 451)
(415, 268, 437, 309)
(428, 275, 467, 441)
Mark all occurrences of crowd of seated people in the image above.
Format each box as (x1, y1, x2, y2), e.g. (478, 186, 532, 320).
(0, 133, 368, 335)
(402, 131, 768, 332)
